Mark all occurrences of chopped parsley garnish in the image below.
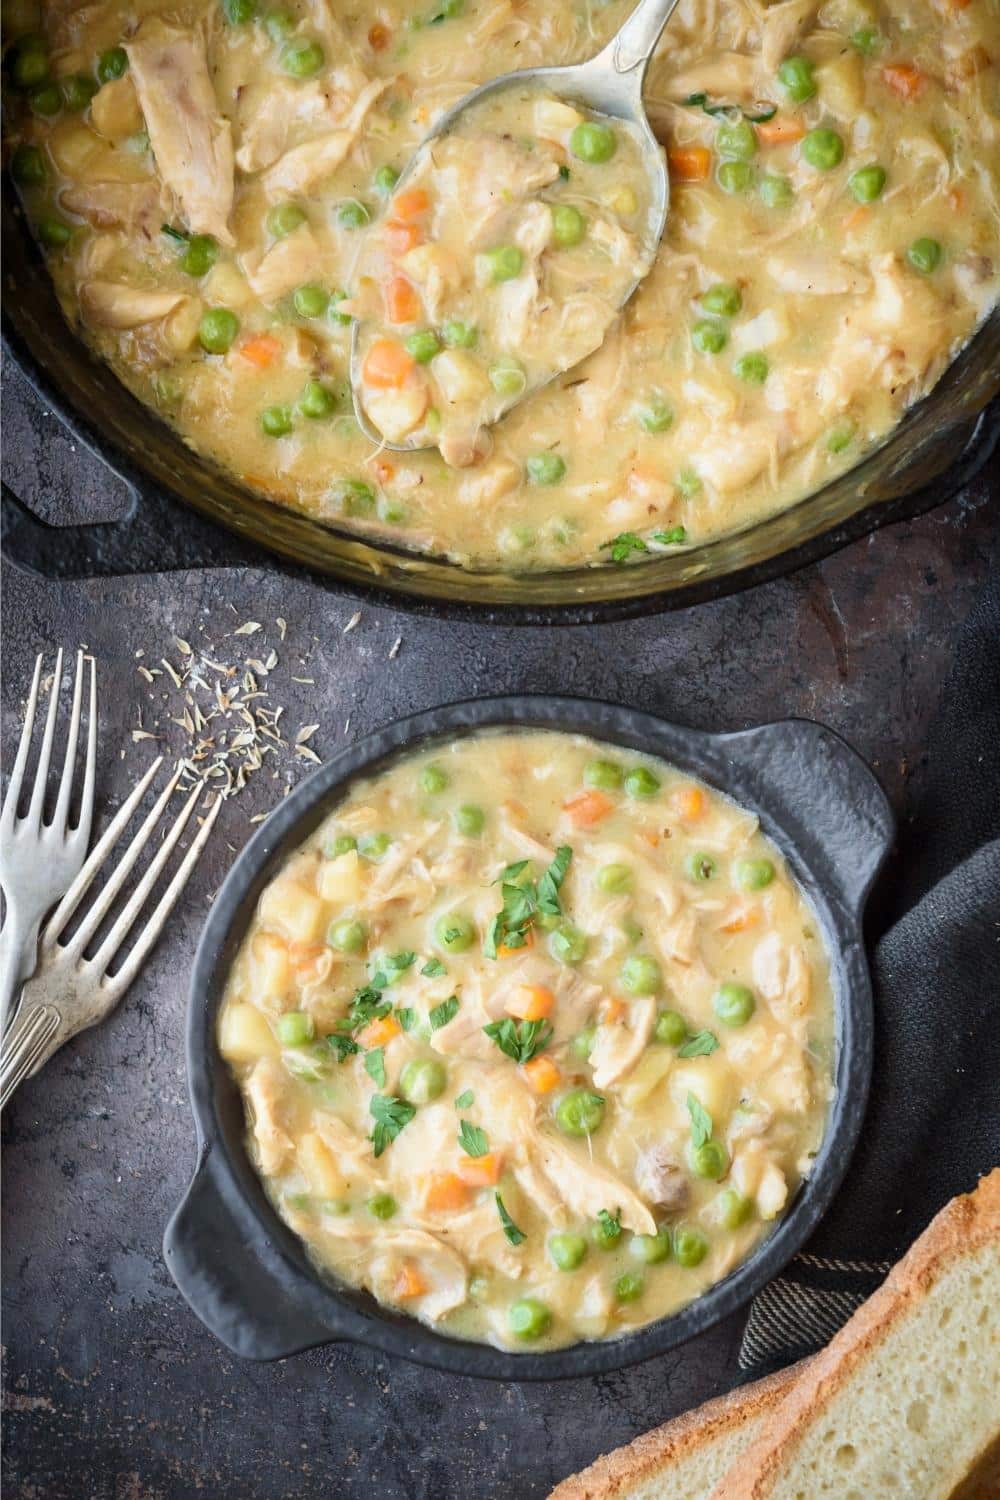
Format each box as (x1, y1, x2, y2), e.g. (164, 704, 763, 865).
(395, 1007, 418, 1032)
(597, 1208, 622, 1242)
(429, 995, 460, 1030)
(161, 222, 189, 243)
(454, 1089, 474, 1110)
(483, 1017, 553, 1065)
(421, 957, 446, 978)
(686, 1092, 713, 1150)
(323, 1029, 360, 1063)
(684, 92, 776, 122)
(370, 950, 416, 988)
(678, 1030, 719, 1058)
(537, 844, 572, 917)
(604, 531, 648, 564)
(369, 1093, 416, 1157)
(651, 526, 687, 547)
(494, 859, 530, 884)
(364, 1046, 386, 1088)
(458, 1120, 489, 1158)
(495, 1191, 526, 1245)
(347, 984, 391, 1032)
(484, 847, 573, 957)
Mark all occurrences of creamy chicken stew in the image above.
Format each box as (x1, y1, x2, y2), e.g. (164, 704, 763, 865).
(352, 88, 656, 466)
(5, 0, 999, 571)
(218, 731, 835, 1350)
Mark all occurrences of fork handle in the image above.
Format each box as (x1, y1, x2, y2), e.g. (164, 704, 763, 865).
(0, 1003, 60, 1111)
(0, 912, 41, 1036)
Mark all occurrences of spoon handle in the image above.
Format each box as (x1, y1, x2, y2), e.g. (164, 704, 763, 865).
(609, 0, 684, 76)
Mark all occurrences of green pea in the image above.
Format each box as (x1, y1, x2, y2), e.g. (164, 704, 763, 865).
(848, 163, 886, 203)
(570, 1024, 595, 1060)
(637, 396, 673, 433)
(735, 857, 775, 890)
(35, 215, 71, 249)
(685, 852, 716, 883)
(801, 128, 845, 171)
(777, 55, 816, 103)
(850, 26, 880, 54)
(329, 479, 374, 517)
(330, 834, 357, 856)
(717, 159, 753, 194)
(368, 1193, 397, 1220)
(299, 379, 337, 419)
(718, 1188, 753, 1229)
(480, 244, 523, 282)
(716, 119, 757, 161)
(548, 1232, 588, 1271)
(30, 83, 62, 116)
(222, 0, 257, 21)
(673, 1225, 709, 1267)
(11, 144, 46, 187)
(328, 918, 367, 953)
(260, 404, 294, 437)
(654, 1009, 688, 1047)
(509, 1297, 551, 1340)
(338, 197, 370, 229)
(615, 1271, 645, 1303)
(629, 1228, 672, 1264)
(759, 173, 795, 207)
(267, 202, 306, 238)
(276, 1011, 315, 1047)
(61, 74, 98, 111)
(621, 954, 662, 996)
(442, 318, 477, 348)
(907, 237, 942, 274)
(624, 765, 660, 798)
(734, 352, 769, 385)
(555, 1089, 605, 1138)
(551, 203, 586, 247)
(378, 495, 408, 525)
(524, 452, 566, 486)
(293, 283, 329, 318)
(374, 163, 400, 193)
(405, 329, 441, 364)
(329, 289, 352, 326)
(826, 423, 855, 454)
(488, 358, 526, 397)
(584, 759, 623, 791)
(12, 40, 50, 90)
(591, 1215, 622, 1250)
(176, 233, 217, 277)
(570, 120, 617, 163)
(265, 8, 296, 40)
(454, 804, 485, 837)
(692, 319, 728, 354)
(676, 468, 703, 499)
(700, 283, 742, 318)
(399, 1056, 447, 1105)
(420, 764, 448, 794)
(713, 981, 756, 1027)
(550, 924, 588, 965)
(597, 863, 632, 895)
(435, 913, 475, 953)
(96, 44, 128, 83)
(689, 1138, 728, 1180)
(359, 831, 391, 862)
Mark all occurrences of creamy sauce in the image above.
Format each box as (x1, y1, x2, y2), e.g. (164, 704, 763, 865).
(6, 0, 998, 569)
(218, 731, 835, 1351)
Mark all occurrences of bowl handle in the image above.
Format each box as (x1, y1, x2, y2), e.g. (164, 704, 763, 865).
(721, 719, 895, 915)
(164, 1148, 340, 1360)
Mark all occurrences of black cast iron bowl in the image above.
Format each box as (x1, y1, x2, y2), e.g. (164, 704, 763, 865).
(165, 694, 893, 1378)
(3, 180, 998, 625)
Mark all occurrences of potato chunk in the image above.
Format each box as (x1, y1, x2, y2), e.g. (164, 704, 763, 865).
(219, 1003, 277, 1064)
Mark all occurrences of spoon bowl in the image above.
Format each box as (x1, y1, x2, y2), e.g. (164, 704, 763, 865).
(350, 0, 681, 453)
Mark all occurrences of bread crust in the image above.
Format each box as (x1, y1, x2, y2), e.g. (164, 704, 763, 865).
(547, 1362, 805, 1500)
(711, 1168, 1000, 1500)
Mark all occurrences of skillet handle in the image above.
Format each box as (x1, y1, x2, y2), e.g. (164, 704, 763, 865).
(720, 719, 895, 916)
(164, 1149, 341, 1360)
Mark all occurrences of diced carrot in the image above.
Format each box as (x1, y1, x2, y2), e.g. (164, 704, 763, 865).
(372, 458, 396, 483)
(947, 186, 965, 212)
(423, 1172, 471, 1212)
(505, 984, 555, 1022)
(384, 220, 423, 256)
(881, 63, 927, 99)
(600, 996, 626, 1024)
(521, 1056, 561, 1094)
(501, 798, 528, 821)
(391, 187, 430, 221)
(362, 337, 416, 390)
(639, 829, 660, 848)
(239, 333, 281, 369)
(755, 115, 806, 146)
(368, 21, 391, 49)
(384, 273, 420, 325)
(667, 145, 711, 182)
(392, 1262, 428, 1300)
(563, 789, 613, 827)
(671, 784, 705, 821)
(457, 1152, 504, 1187)
(358, 1013, 401, 1049)
(721, 906, 760, 934)
(842, 204, 870, 233)
(497, 927, 534, 958)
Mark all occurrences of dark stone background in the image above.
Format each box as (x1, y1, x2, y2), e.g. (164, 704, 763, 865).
(2, 357, 997, 1499)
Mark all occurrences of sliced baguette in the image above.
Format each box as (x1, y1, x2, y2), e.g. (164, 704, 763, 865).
(547, 1362, 806, 1500)
(712, 1167, 1000, 1500)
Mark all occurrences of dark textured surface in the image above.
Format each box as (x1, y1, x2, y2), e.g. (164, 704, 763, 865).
(2, 355, 998, 1499)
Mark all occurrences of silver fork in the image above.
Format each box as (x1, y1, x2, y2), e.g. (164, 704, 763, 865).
(0, 651, 97, 1035)
(0, 757, 221, 1109)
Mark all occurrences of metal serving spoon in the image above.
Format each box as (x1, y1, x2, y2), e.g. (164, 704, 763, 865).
(350, 0, 682, 452)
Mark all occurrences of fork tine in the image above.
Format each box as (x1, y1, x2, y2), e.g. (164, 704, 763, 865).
(1, 653, 43, 831)
(52, 651, 85, 833)
(26, 648, 63, 827)
(43, 755, 165, 947)
(103, 796, 222, 999)
(77, 654, 98, 843)
(87, 778, 204, 978)
(53, 762, 182, 959)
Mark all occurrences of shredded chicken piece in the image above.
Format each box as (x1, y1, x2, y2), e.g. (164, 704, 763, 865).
(243, 226, 329, 303)
(246, 1057, 293, 1174)
(534, 1132, 657, 1236)
(78, 281, 191, 329)
(634, 1145, 690, 1210)
(260, 78, 388, 195)
(590, 997, 656, 1088)
(61, 180, 165, 235)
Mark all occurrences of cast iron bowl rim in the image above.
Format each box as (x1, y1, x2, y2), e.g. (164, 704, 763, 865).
(180, 693, 887, 1380)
